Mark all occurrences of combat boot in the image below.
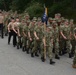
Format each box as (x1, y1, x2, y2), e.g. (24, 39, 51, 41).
(41, 57, 45, 62)
(17, 44, 19, 49)
(59, 51, 62, 56)
(69, 53, 72, 58)
(35, 52, 39, 57)
(26, 48, 29, 54)
(22, 46, 25, 52)
(50, 59, 55, 65)
(72, 64, 76, 68)
(55, 55, 60, 59)
(31, 53, 34, 57)
(20, 43, 22, 48)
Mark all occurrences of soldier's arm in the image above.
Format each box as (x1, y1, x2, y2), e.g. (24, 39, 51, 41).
(43, 37, 46, 47)
(23, 30, 27, 37)
(28, 31, 32, 41)
(34, 31, 39, 40)
(28, 31, 31, 38)
(60, 31, 67, 39)
(17, 28, 20, 36)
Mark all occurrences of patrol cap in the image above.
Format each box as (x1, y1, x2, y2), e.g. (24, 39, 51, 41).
(22, 19, 25, 21)
(32, 17, 37, 21)
(32, 19, 36, 22)
(26, 20, 30, 23)
(26, 14, 29, 17)
(48, 26, 52, 29)
(52, 21, 58, 26)
(65, 19, 69, 22)
(48, 17, 53, 20)
(37, 17, 41, 21)
(46, 25, 52, 29)
(57, 13, 61, 16)
(61, 17, 65, 21)
(52, 18, 56, 21)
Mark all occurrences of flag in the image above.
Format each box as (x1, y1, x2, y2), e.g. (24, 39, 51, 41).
(42, 6, 48, 25)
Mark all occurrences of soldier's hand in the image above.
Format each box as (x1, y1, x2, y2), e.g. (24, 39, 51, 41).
(64, 37, 67, 40)
(30, 38, 32, 41)
(8, 31, 10, 33)
(18, 34, 20, 37)
(44, 44, 46, 47)
(36, 37, 39, 40)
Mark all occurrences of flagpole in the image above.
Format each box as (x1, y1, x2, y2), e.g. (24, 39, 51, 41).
(44, 22, 46, 60)
(44, 7, 48, 60)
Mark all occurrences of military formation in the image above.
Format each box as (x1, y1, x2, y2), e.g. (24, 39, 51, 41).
(0, 10, 76, 68)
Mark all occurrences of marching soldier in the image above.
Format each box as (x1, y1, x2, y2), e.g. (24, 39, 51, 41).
(28, 19, 37, 57)
(72, 27, 76, 68)
(32, 19, 43, 57)
(41, 26, 55, 64)
(52, 21, 60, 59)
(22, 20, 30, 53)
(70, 19, 75, 56)
(16, 19, 25, 49)
(60, 19, 72, 58)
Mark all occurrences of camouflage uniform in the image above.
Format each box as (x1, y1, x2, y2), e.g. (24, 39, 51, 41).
(32, 23, 43, 56)
(70, 19, 75, 55)
(73, 27, 76, 68)
(28, 21, 36, 55)
(61, 22, 71, 56)
(41, 27, 55, 64)
(17, 22, 24, 49)
(52, 22, 60, 59)
(22, 23, 28, 52)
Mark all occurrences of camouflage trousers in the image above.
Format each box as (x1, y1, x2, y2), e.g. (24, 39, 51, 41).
(71, 39, 76, 54)
(59, 38, 66, 52)
(73, 46, 76, 65)
(32, 39, 42, 53)
(17, 36, 22, 45)
(27, 39, 34, 50)
(53, 39, 59, 55)
(60, 39, 72, 54)
(66, 40, 72, 53)
(22, 36, 27, 47)
(41, 43, 53, 59)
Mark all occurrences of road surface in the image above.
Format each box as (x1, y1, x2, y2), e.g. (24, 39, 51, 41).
(0, 36, 76, 75)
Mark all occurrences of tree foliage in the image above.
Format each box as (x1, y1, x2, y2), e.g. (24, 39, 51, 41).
(0, 0, 76, 19)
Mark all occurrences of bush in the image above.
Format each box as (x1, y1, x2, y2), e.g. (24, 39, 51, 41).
(25, 2, 44, 18)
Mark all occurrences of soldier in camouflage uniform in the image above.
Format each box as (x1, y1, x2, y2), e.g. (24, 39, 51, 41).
(41, 26, 55, 64)
(32, 19, 43, 57)
(70, 19, 75, 56)
(28, 18, 37, 57)
(17, 19, 25, 49)
(52, 21, 60, 59)
(60, 19, 72, 58)
(22, 20, 30, 53)
(72, 27, 76, 68)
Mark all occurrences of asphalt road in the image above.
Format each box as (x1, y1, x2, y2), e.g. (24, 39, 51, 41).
(0, 36, 76, 75)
